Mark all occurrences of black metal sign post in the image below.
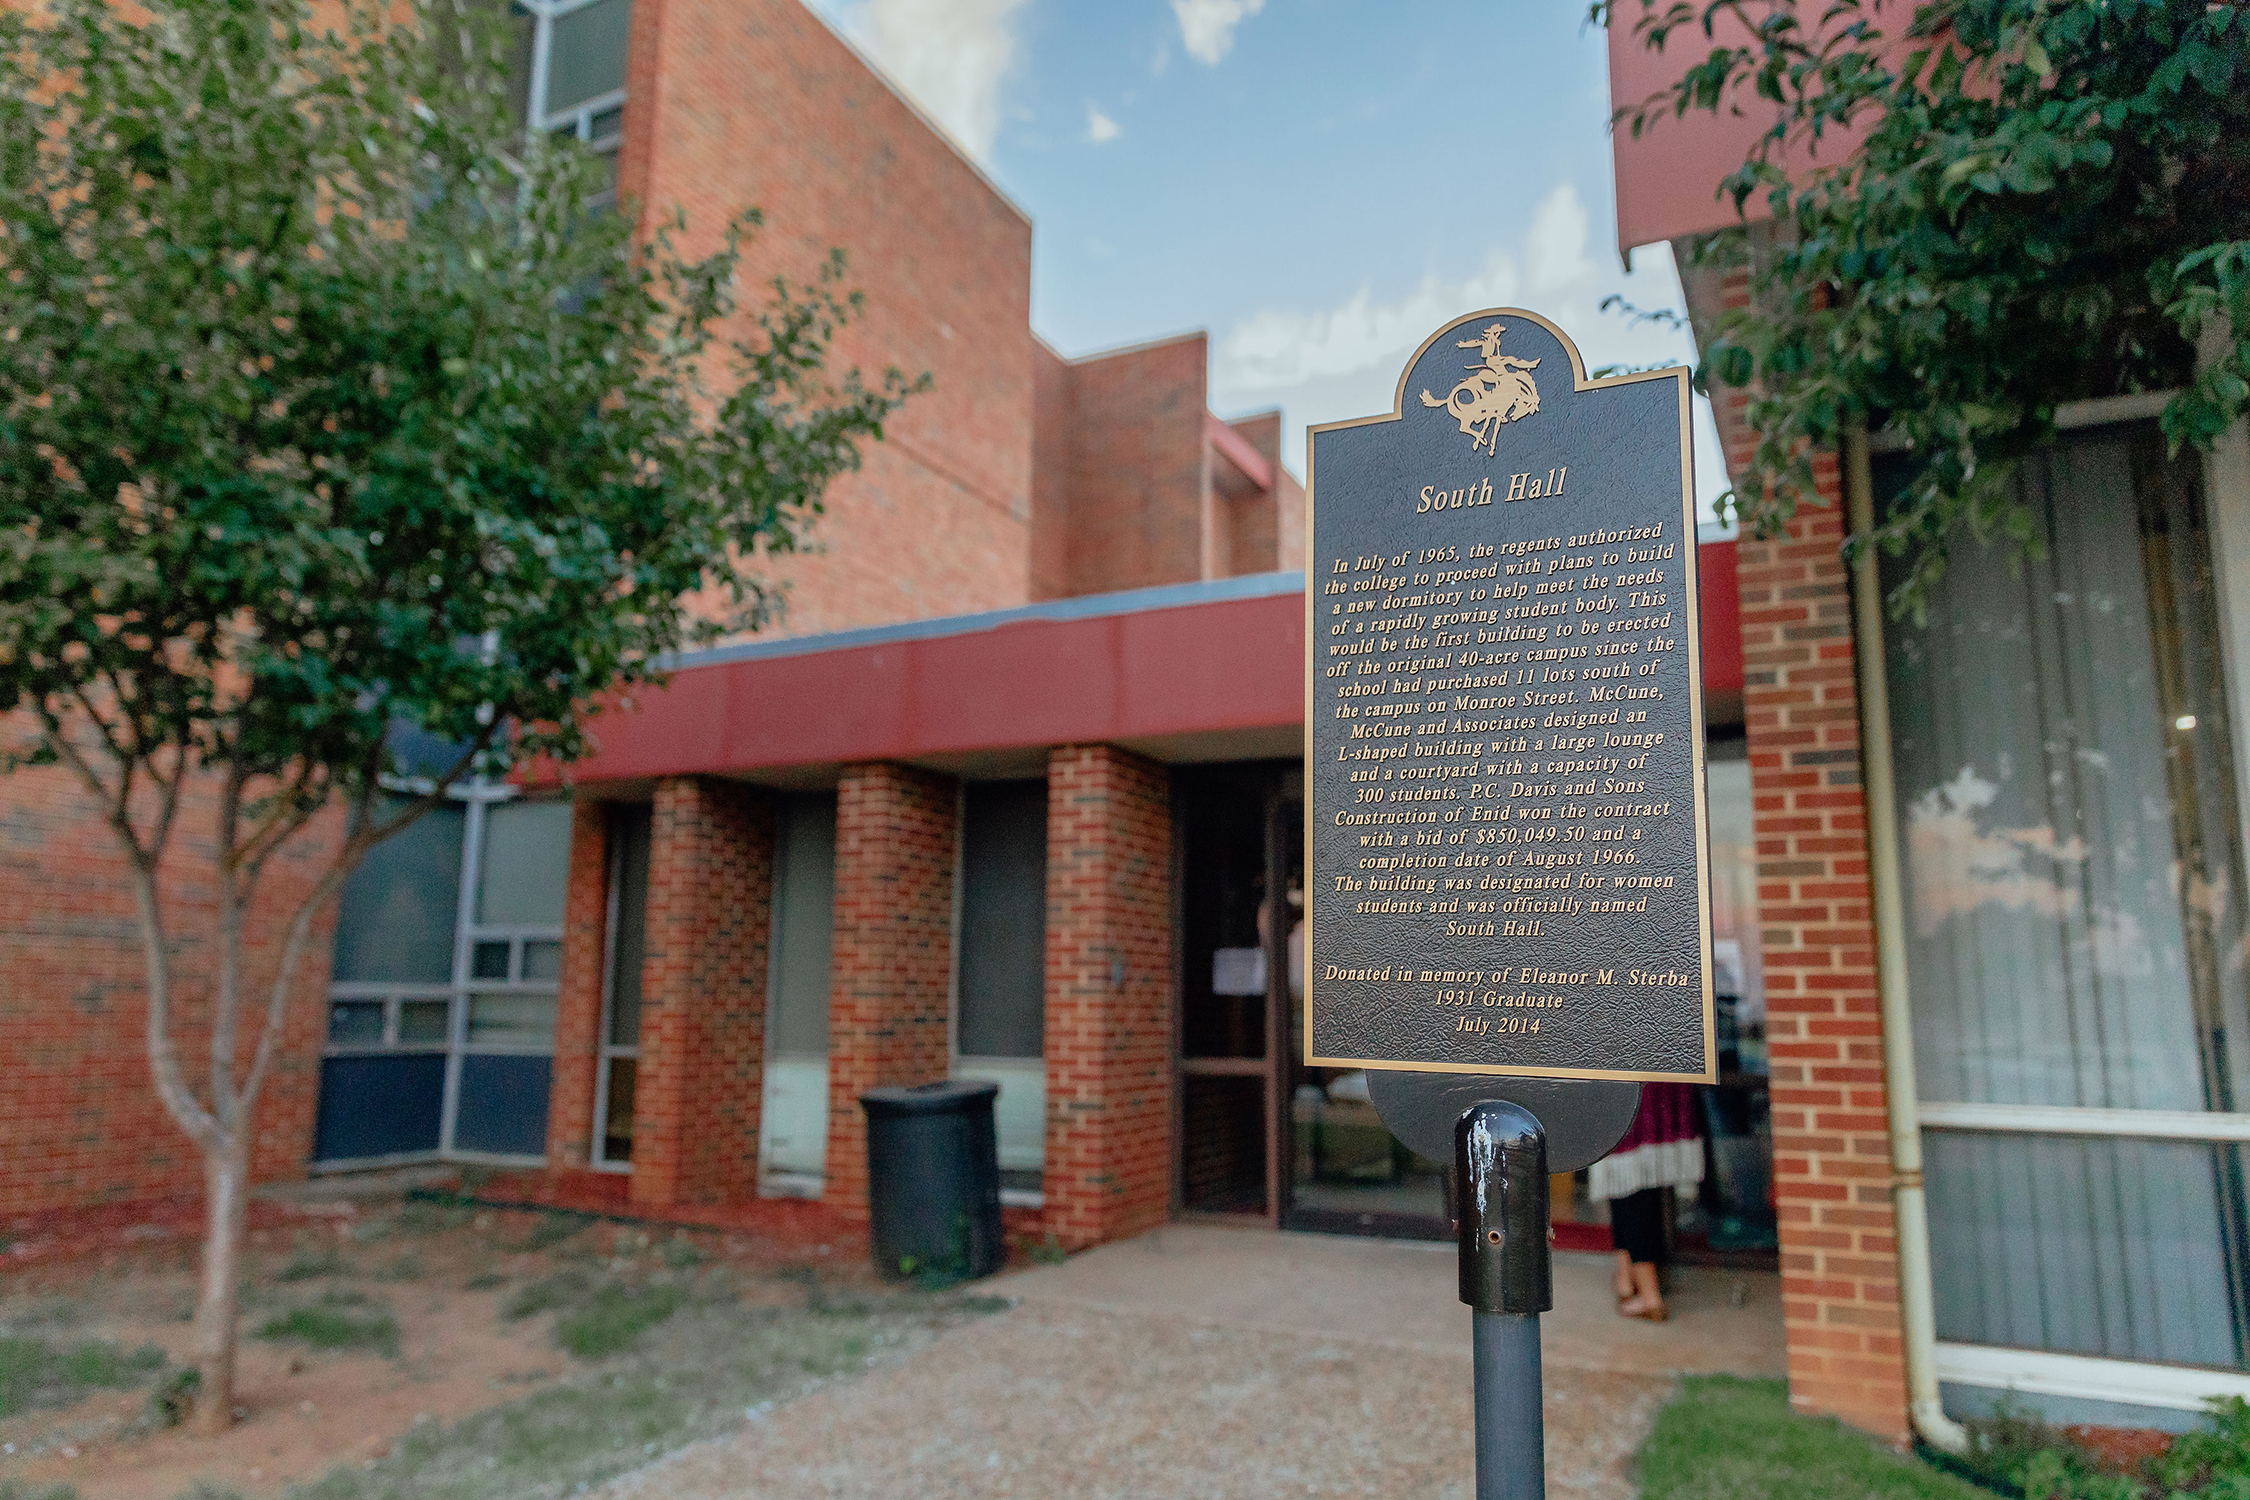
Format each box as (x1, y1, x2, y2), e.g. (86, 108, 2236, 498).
(1304, 309, 1714, 1499)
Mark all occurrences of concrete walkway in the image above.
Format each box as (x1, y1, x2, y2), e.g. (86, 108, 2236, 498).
(603, 1225, 1784, 1499)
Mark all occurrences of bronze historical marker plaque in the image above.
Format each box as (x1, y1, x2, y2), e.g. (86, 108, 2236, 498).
(1304, 308, 1714, 1083)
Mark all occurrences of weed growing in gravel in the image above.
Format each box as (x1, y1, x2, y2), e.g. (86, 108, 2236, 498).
(501, 1271, 591, 1322)
(0, 1336, 167, 1417)
(516, 1212, 592, 1252)
(462, 1271, 509, 1292)
(0, 1481, 81, 1500)
(256, 1297, 401, 1359)
(289, 1292, 1003, 1500)
(555, 1284, 686, 1360)
(659, 1237, 710, 1270)
(275, 1250, 345, 1282)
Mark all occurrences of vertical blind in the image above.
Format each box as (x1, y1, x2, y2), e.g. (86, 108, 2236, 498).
(1881, 422, 2250, 1370)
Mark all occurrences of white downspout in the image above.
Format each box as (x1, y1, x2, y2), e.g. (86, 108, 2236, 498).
(1844, 428, 1971, 1454)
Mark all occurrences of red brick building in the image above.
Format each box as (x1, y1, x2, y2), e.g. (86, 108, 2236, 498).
(1609, 11, 2250, 1442)
(10, 0, 1776, 1425)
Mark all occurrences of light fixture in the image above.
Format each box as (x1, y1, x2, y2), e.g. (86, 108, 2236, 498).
(2176, 714, 2198, 732)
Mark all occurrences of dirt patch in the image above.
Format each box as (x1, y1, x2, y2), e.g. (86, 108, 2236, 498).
(0, 1185, 923, 1500)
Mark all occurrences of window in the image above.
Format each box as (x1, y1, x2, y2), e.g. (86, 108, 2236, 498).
(314, 790, 568, 1166)
(759, 794, 837, 1191)
(593, 804, 650, 1168)
(518, 0, 630, 204)
(952, 780, 1048, 1197)
(1882, 421, 2250, 1373)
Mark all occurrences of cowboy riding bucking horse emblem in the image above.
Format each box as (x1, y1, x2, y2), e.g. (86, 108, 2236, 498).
(1420, 322, 1540, 454)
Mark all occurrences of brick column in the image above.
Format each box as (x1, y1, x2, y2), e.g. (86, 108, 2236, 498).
(823, 763, 958, 1218)
(1716, 304, 1910, 1438)
(545, 799, 611, 1170)
(629, 777, 773, 1209)
(1042, 746, 1174, 1250)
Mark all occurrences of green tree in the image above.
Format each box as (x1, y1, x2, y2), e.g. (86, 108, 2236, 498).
(1602, 0, 2250, 608)
(0, 0, 914, 1430)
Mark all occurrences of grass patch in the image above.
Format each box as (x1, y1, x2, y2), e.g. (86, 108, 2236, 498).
(1636, 1376, 1988, 1500)
(255, 1297, 400, 1359)
(0, 1483, 82, 1500)
(554, 1284, 686, 1361)
(289, 1291, 1002, 1500)
(0, 1335, 167, 1418)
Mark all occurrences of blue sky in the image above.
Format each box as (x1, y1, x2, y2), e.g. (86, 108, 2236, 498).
(803, 0, 1730, 523)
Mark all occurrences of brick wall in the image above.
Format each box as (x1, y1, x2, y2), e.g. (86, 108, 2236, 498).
(822, 762, 958, 1217)
(629, 777, 773, 1209)
(545, 799, 611, 1171)
(1029, 341, 1074, 601)
(1041, 746, 1174, 1249)
(1058, 335, 1213, 596)
(1696, 259, 1911, 1441)
(620, 0, 1036, 639)
(0, 757, 328, 1215)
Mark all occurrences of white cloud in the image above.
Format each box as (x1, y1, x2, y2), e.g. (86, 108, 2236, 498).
(1086, 101, 1122, 143)
(1210, 184, 1734, 520)
(1526, 182, 1596, 293)
(1172, 0, 1265, 66)
(1214, 254, 1523, 393)
(854, 0, 1030, 164)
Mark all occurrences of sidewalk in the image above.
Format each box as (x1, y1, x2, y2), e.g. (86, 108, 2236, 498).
(600, 1225, 1784, 1498)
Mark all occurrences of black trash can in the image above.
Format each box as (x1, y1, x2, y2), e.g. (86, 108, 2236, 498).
(859, 1079, 1004, 1281)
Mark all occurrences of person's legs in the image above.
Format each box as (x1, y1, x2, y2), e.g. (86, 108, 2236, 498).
(1611, 1249, 1634, 1302)
(1608, 1188, 1669, 1319)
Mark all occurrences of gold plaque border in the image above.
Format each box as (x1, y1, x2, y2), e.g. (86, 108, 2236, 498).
(1301, 306, 1717, 1086)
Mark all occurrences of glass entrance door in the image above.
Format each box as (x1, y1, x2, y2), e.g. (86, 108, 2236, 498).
(1277, 767, 1449, 1236)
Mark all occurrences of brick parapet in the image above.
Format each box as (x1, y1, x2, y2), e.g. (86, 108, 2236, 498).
(1041, 746, 1174, 1250)
(545, 799, 611, 1170)
(822, 762, 958, 1218)
(629, 777, 773, 1209)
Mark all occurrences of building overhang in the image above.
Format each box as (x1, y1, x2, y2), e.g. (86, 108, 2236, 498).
(555, 547, 1743, 793)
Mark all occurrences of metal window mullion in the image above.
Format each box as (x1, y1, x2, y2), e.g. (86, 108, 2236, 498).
(1920, 1101, 2250, 1142)
(440, 794, 489, 1156)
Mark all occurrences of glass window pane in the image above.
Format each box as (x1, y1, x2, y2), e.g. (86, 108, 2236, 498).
(588, 106, 623, 145)
(607, 805, 652, 1048)
(398, 1000, 450, 1045)
(1881, 426, 2250, 1112)
(956, 781, 1046, 1059)
(328, 1001, 385, 1046)
(542, 0, 631, 116)
(471, 940, 512, 980)
(469, 993, 556, 1047)
(602, 1057, 635, 1163)
(476, 800, 573, 927)
(522, 939, 563, 982)
(330, 802, 464, 984)
(767, 795, 835, 1058)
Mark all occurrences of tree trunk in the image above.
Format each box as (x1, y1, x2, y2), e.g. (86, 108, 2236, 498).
(191, 1136, 249, 1435)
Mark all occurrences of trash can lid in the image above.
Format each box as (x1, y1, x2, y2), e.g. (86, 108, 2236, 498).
(859, 1079, 1001, 1116)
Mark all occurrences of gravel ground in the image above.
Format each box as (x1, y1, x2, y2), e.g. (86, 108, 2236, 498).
(601, 1300, 1671, 1499)
(594, 1226, 1780, 1498)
